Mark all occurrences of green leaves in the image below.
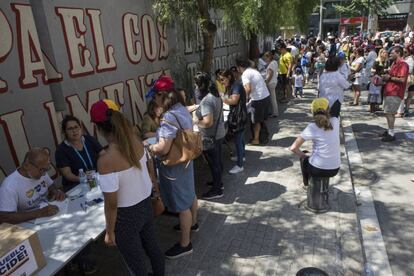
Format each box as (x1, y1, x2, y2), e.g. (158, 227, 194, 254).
(334, 0, 394, 16)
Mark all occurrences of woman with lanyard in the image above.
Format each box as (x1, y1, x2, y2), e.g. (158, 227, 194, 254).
(54, 115, 102, 274)
(55, 115, 103, 192)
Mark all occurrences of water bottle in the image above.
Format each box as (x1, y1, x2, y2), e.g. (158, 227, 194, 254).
(364, 264, 373, 276)
(78, 169, 87, 184)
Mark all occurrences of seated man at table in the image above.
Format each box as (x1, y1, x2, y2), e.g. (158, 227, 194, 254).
(0, 148, 65, 224)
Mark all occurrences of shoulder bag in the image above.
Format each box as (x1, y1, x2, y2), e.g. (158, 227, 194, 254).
(228, 97, 247, 132)
(161, 112, 203, 166)
(202, 98, 223, 151)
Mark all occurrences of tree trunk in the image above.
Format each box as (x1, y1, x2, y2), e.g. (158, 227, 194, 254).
(249, 33, 260, 60)
(197, 0, 217, 73)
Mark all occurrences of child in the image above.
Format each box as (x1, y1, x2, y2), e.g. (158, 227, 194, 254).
(367, 75, 382, 113)
(293, 68, 304, 98)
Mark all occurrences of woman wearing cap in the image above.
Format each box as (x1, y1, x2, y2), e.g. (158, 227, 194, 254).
(55, 115, 103, 192)
(91, 99, 165, 275)
(147, 76, 198, 259)
(288, 98, 340, 187)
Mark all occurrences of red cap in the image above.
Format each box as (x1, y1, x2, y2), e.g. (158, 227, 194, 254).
(90, 99, 119, 123)
(145, 75, 175, 98)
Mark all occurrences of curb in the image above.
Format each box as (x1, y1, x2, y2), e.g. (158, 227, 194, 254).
(341, 117, 393, 276)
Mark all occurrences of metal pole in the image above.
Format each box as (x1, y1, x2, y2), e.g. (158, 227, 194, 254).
(319, 0, 323, 38)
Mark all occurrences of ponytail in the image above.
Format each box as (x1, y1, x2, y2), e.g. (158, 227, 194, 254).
(314, 111, 333, 131)
(110, 111, 141, 169)
(96, 111, 141, 169)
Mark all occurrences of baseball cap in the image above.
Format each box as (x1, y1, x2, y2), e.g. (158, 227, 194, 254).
(311, 98, 329, 114)
(145, 75, 174, 98)
(337, 52, 346, 59)
(90, 99, 120, 123)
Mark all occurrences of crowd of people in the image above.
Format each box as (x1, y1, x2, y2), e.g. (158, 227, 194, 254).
(0, 29, 413, 275)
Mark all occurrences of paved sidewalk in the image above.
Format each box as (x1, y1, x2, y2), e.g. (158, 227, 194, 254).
(155, 88, 364, 275)
(342, 90, 414, 276)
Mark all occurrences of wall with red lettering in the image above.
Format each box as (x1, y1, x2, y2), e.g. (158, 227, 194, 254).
(0, 0, 246, 181)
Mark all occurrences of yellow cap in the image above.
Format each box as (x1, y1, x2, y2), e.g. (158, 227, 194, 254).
(102, 99, 119, 111)
(311, 98, 329, 113)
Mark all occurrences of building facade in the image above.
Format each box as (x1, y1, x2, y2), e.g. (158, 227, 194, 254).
(309, 0, 414, 37)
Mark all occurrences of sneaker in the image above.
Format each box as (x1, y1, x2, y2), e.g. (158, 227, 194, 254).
(229, 165, 244, 174)
(165, 242, 193, 259)
(173, 223, 199, 232)
(206, 182, 224, 190)
(202, 189, 224, 200)
(381, 133, 396, 142)
(379, 130, 388, 137)
(230, 156, 246, 162)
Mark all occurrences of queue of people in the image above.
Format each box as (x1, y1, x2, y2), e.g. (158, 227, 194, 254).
(0, 30, 413, 275)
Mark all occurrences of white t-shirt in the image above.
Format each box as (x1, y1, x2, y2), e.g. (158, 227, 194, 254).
(338, 62, 350, 80)
(300, 117, 340, 170)
(0, 170, 53, 212)
(319, 71, 350, 106)
(294, 74, 304, 87)
(405, 56, 414, 74)
(98, 154, 152, 208)
(241, 68, 270, 101)
(266, 60, 278, 85)
(288, 45, 299, 57)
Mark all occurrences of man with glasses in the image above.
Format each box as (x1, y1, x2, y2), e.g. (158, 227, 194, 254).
(0, 148, 65, 224)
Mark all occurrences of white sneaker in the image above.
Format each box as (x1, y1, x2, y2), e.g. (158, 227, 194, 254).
(229, 165, 244, 174)
(230, 156, 246, 162)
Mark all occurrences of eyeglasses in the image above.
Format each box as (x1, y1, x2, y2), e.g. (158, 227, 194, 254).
(155, 92, 163, 97)
(219, 78, 228, 82)
(66, 125, 81, 132)
(29, 161, 51, 175)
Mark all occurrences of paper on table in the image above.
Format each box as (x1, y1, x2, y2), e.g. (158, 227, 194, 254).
(34, 199, 69, 224)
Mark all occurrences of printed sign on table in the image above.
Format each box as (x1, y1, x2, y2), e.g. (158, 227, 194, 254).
(0, 239, 38, 276)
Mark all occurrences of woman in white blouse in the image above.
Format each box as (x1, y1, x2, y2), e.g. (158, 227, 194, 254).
(319, 56, 350, 117)
(90, 99, 164, 276)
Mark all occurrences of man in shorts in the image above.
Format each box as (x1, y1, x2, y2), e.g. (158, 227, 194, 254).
(381, 46, 409, 142)
(236, 58, 271, 145)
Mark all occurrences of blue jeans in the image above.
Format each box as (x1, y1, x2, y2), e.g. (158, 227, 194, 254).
(234, 130, 245, 167)
(203, 138, 223, 192)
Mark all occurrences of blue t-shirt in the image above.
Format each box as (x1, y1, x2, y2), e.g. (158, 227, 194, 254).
(157, 103, 193, 140)
(55, 135, 102, 191)
(230, 80, 247, 109)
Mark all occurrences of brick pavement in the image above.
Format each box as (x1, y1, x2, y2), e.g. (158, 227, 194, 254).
(154, 88, 364, 276)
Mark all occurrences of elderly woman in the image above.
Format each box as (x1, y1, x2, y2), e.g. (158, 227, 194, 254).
(55, 115, 102, 192)
(147, 76, 198, 259)
(289, 98, 340, 187)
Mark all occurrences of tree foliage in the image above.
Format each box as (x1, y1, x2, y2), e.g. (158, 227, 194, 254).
(335, 0, 394, 16)
(152, 0, 320, 71)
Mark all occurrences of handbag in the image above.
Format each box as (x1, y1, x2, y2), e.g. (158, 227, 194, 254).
(161, 112, 203, 166)
(228, 99, 247, 132)
(202, 98, 223, 151)
(144, 148, 165, 216)
(151, 191, 165, 217)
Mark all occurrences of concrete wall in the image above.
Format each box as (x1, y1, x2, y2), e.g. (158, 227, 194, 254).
(0, 0, 247, 181)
